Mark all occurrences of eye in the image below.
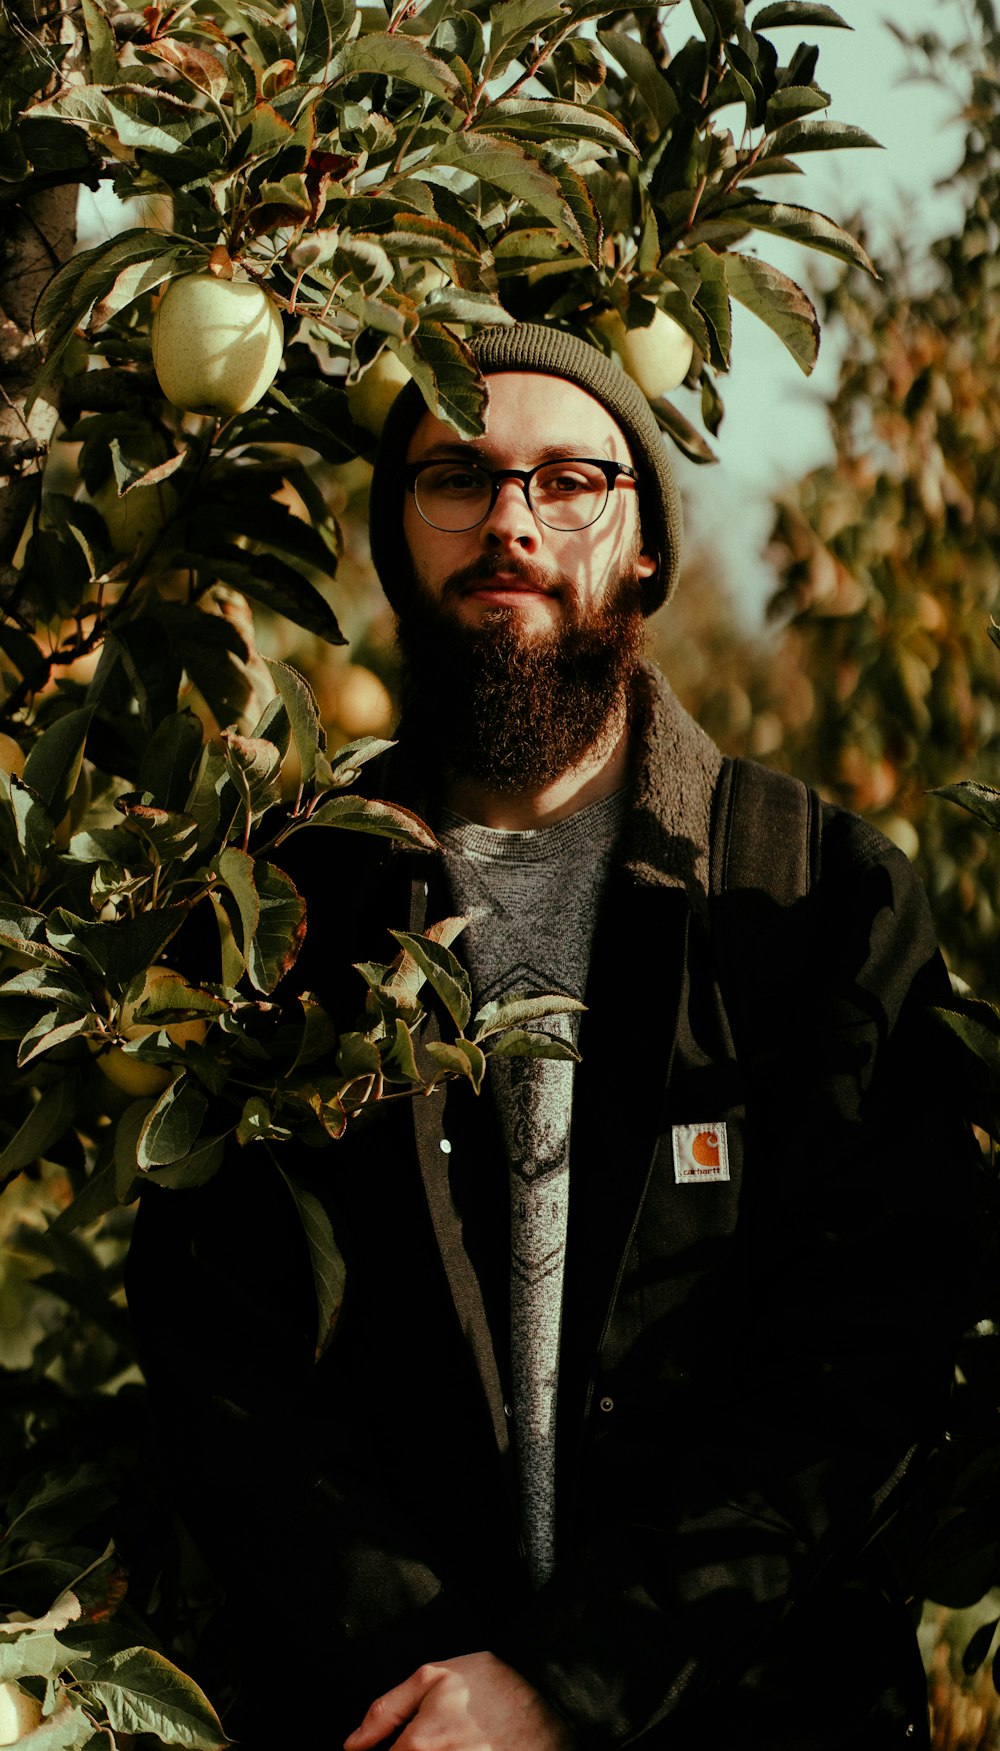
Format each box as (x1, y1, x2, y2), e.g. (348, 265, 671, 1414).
(535, 462, 605, 498)
(421, 463, 487, 496)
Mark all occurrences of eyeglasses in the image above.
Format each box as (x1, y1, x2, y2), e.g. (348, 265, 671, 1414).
(403, 457, 641, 533)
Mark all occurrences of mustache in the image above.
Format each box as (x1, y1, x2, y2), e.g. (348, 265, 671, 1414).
(441, 553, 569, 601)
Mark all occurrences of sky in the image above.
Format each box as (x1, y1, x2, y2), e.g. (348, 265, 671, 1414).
(681, 0, 972, 615)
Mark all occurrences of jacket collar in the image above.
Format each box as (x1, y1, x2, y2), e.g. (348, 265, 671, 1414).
(618, 662, 724, 903)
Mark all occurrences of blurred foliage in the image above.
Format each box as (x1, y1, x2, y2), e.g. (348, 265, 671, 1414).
(755, 5, 1000, 993)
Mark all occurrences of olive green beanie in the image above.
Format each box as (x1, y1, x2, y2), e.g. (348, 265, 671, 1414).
(367, 322, 683, 616)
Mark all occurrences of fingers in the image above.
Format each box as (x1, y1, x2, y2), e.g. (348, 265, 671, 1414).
(344, 1664, 443, 1750)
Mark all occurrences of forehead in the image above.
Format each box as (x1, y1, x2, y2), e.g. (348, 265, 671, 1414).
(404, 370, 635, 465)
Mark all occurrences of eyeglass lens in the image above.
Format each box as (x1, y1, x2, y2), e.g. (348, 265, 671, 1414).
(413, 460, 612, 532)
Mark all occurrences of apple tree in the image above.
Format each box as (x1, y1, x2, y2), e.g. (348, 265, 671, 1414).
(0, 0, 883, 1738)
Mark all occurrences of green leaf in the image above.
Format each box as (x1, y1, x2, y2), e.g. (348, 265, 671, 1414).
(485, 0, 565, 78)
(220, 731, 283, 824)
(115, 794, 199, 859)
(296, 0, 356, 80)
(753, 2, 849, 24)
(248, 861, 307, 994)
(766, 118, 882, 155)
(337, 33, 462, 103)
(0, 903, 65, 966)
(303, 793, 439, 851)
(431, 134, 601, 263)
(46, 906, 187, 995)
(319, 736, 395, 788)
(650, 395, 718, 465)
(932, 1006, 1000, 1079)
(4, 1462, 118, 1544)
(266, 660, 323, 788)
(397, 324, 489, 441)
(0, 1077, 77, 1185)
(763, 83, 830, 126)
(216, 847, 258, 968)
(933, 781, 1000, 832)
(472, 992, 586, 1040)
(691, 242, 731, 370)
(81, 0, 120, 84)
(598, 31, 678, 134)
(205, 551, 345, 646)
(81, 1646, 229, 1748)
(137, 1077, 209, 1169)
(0, 1632, 77, 1682)
(485, 1028, 580, 1061)
(424, 1037, 486, 1092)
(22, 708, 91, 824)
(137, 711, 205, 814)
(18, 1011, 93, 1068)
(475, 98, 638, 157)
(388, 930, 471, 1033)
(724, 250, 819, 373)
(278, 1167, 345, 1358)
(704, 195, 875, 275)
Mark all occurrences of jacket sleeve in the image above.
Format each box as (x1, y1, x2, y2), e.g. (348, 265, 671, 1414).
(490, 816, 979, 1744)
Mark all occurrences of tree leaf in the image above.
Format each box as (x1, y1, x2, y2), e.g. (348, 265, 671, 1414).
(472, 991, 586, 1040)
(431, 133, 600, 263)
(725, 250, 820, 373)
(22, 708, 91, 825)
(278, 1167, 345, 1358)
(485, 0, 565, 78)
(485, 1028, 581, 1061)
(295, 0, 356, 81)
(753, 2, 850, 25)
(337, 33, 462, 103)
(475, 97, 638, 157)
(704, 195, 875, 274)
(766, 118, 882, 156)
(424, 1037, 486, 1092)
(265, 659, 323, 788)
(650, 395, 718, 464)
(0, 1076, 78, 1186)
(691, 242, 731, 370)
(598, 30, 678, 133)
(932, 781, 1000, 832)
(216, 847, 259, 967)
(397, 323, 489, 440)
(247, 860, 307, 994)
(388, 930, 471, 1033)
(46, 906, 188, 995)
(303, 793, 440, 851)
(82, 1646, 229, 1748)
(137, 1077, 209, 1169)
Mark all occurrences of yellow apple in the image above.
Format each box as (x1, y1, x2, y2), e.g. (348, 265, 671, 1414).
(591, 306, 695, 398)
(334, 664, 393, 737)
(93, 477, 179, 559)
(346, 350, 411, 437)
(0, 734, 25, 779)
(0, 1682, 43, 1745)
(152, 275, 284, 417)
(93, 966, 208, 1098)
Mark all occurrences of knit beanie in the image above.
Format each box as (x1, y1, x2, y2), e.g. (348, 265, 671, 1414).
(367, 323, 683, 616)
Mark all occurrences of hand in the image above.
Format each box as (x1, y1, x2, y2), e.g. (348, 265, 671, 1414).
(343, 1650, 576, 1750)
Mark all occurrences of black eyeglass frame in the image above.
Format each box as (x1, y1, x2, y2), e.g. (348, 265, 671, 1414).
(403, 456, 641, 532)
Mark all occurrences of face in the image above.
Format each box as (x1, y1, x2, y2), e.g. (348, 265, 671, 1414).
(402, 371, 657, 638)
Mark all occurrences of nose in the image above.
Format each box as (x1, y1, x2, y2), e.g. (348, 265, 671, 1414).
(479, 475, 541, 552)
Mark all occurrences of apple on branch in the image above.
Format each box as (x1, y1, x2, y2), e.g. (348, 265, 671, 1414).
(590, 305, 696, 398)
(152, 273, 284, 418)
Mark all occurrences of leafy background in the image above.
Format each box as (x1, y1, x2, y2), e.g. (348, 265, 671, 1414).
(1, 0, 999, 1744)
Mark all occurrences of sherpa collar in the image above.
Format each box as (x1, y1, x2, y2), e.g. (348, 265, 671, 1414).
(618, 661, 724, 903)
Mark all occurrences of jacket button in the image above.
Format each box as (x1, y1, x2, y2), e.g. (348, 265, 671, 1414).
(439, 1138, 452, 1155)
(599, 1396, 614, 1413)
(503, 1402, 513, 1418)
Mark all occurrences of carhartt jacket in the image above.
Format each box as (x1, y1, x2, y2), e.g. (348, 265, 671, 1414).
(127, 666, 975, 1749)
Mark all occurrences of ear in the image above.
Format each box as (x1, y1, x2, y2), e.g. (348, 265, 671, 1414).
(634, 543, 657, 580)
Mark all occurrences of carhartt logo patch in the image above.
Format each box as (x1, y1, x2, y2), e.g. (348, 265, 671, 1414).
(672, 1123, 730, 1185)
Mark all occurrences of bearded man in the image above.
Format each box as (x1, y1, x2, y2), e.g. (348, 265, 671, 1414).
(128, 325, 974, 1751)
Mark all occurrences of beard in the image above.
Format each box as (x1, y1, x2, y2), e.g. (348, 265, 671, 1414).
(394, 550, 648, 794)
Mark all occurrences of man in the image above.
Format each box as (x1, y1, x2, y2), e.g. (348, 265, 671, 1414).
(128, 324, 973, 1750)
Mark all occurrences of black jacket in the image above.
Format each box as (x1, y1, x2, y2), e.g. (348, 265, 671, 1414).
(127, 668, 975, 1749)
